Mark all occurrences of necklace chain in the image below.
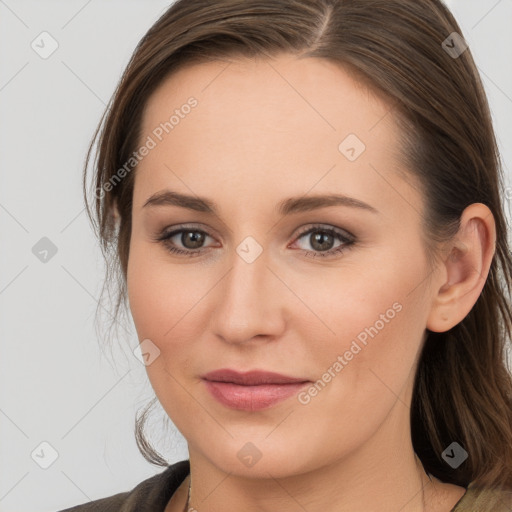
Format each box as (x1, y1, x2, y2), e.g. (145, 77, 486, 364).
(183, 476, 191, 512)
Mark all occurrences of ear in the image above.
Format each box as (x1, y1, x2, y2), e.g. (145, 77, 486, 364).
(426, 203, 496, 333)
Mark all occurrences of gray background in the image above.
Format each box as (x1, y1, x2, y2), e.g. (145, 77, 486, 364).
(0, 1, 511, 511)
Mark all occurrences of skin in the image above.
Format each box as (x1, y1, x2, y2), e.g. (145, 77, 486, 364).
(124, 54, 496, 511)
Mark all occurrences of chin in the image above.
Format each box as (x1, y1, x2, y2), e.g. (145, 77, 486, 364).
(196, 435, 321, 480)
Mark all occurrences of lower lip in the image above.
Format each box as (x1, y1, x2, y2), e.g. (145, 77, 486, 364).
(203, 380, 309, 411)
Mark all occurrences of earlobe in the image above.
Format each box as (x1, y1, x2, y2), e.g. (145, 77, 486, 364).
(426, 203, 496, 333)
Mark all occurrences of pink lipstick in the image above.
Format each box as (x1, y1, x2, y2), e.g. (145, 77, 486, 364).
(201, 369, 310, 411)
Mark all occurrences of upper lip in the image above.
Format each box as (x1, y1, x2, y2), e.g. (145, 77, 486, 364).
(201, 369, 310, 386)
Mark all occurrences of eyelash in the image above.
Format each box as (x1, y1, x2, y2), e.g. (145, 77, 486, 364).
(153, 223, 355, 259)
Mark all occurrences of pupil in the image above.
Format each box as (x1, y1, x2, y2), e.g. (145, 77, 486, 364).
(183, 231, 204, 249)
(311, 232, 333, 251)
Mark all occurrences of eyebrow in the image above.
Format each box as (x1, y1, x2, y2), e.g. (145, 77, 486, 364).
(142, 190, 379, 215)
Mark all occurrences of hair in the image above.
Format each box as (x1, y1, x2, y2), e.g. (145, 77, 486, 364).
(83, 0, 512, 496)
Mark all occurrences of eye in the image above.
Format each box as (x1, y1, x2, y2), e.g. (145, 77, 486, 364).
(154, 224, 216, 257)
(153, 223, 355, 259)
(290, 224, 355, 258)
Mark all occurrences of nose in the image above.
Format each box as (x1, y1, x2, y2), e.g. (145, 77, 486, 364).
(208, 245, 287, 345)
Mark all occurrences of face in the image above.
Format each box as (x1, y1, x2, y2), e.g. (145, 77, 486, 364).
(127, 53, 435, 478)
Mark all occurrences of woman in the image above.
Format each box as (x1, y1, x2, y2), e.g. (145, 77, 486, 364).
(61, 0, 512, 510)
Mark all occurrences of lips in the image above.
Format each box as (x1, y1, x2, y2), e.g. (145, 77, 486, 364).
(201, 369, 311, 411)
(201, 368, 309, 386)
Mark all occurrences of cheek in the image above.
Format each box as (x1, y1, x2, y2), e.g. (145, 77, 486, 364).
(126, 243, 197, 412)
(298, 243, 429, 394)
(126, 238, 215, 392)
(292, 277, 427, 456)
(127, 249, 166, 341)
(295, 251, 424, 351)
(127, 238, 198, 340)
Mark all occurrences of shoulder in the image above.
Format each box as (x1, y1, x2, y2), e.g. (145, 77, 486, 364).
(452, 482, 512, 512)
(57, 459, 190, 512)
(57, 491, 129, 512)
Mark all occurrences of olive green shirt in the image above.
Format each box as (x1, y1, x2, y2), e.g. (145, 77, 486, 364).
(58, 459, 512, 511)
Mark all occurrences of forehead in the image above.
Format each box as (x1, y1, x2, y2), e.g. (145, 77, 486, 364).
(141, 54, 391, 142)
(134, 54, 420, 221)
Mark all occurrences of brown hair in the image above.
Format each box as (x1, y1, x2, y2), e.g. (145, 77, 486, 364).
(83, 0, 512, 494)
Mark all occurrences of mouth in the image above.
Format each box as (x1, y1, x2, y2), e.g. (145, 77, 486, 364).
(201, 369, 311, 411)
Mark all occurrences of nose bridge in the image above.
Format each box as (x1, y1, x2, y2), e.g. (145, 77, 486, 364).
(210, 240, 285, 343)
